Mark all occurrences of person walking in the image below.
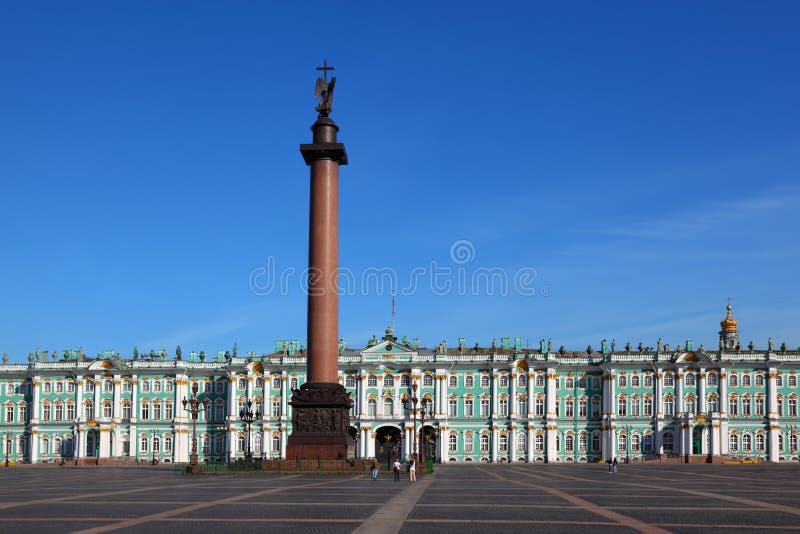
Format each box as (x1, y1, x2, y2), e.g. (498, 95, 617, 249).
(409, 458, 416, 482)
(392, 458, 401, 482)
(371, 458, 379, 481)
(612, 458, 618, 475)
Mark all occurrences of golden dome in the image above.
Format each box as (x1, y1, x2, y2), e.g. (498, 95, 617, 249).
(720, 303, 738, 332)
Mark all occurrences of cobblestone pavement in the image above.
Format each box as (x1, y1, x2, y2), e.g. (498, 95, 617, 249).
(1, 463, 800, 533)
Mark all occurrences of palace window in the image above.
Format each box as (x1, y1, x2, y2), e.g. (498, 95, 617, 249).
(779, 434, 785, 451)
(153, 403, 162, 420)
(499, 374, 509, 388)
(43, 381, 52, 394)
(518, 398, 527, 416)
(272, 435, 280, 453)
(401, 375, 410, 387)
(517, 374, 527, 388)
(449, 399, 457, 418)
(238, 378, 246, 390)
(41, 438, 50, 456)
(729, 375, 738, 388)
(707, 373, 717, 387)
(152, 436, 161, 454)
(685, 396, 696, 415)
(755, 374, 764, 388)
(55, 381, 63, 394)
(729, 434, 738, 452)
(617, 397, 627, 416)
(345, 375, 355, 388)
(536, 398, 545, 417)
(578, 433, 587, 452)
(140, 403, 148, 420)
(756, 434, 765, 452)
(499, 398, 509, 417)
(631, 434, 640, 452)
(617, 375, 627, 388)
(630, 375, 640, 388)
(102, 379, 112, 393)
(742, 434, 752, 452)
(122, 380, 131, 393)
(464, 434, 474, 452)
(272, 400, 281, 418)
(630, 397, 640, 417)
(383, 375, 394, 388)
(367, 375, 377, 388)
(154, 380, 162, 393)
(708, 395, 719, 413)
(237, 434, 245, 453)
(367, 399, 377, 417)
(465, 398, 474, 418)
(140, 435, 148, 453)
(383, 398, 393, 416)
(589, 397, 599, 418)
(565, 399, 574, 418)
(592, 376, 601, 390)
(579, 398, 588, 418)
(535, 434, 544, 452)
(742, 374, 751, 387)
(642, 434, 653, 453)
(480, 434, 489, 453)
(790, 434, 798, 452)
(729, 396, 738, 416)
(663, 397, 673, 416)
(165, 402, 174, 420)
(203, 381, 211, 394)
(756, 397, 765, 416)
(790, 376, 798, 388)
(254, 434, 262, 455)
(449, 435, 457, 453)
(290, 377, 299, 390)
(518, 432, 527, 452)
(423, 374, 434, 388)
(165, 380, 174, 393)
(592, 433, 601, 453)
(685, 373, 696, 387)
(215, 381, 225, 394)
(203, 436, 211, 454)
(449, 375, 458, 388)
(5, 383, 13, 396)
(778, 397, 784, 416)
(103, 401, 112, 418)
(480, 375, 490, 388)
(5, 404, 13, 423)
(565, 377, 575, 389)
(617, 433, 626, 453)
(480, 398, 490, 418)
(67, 381, 76, 393)
(273, 377, 282, 389)
(663, 374, 674, 387)
(42, 403, 51, 422)
(464, 375, 474, 388)
(122, 402, 131, 420)
(499, 434, 508, 452)
(643, 397, 653, 417)
(777, 375, 784, 387)
(214, 434, 224, 453)
(164, 436, 173, 453)
(662, 432, 674, 452)
(535, 375, 545, 388)
(252, 377, 262, 390)
(790, 398, 798, 417)
(643, 374, 653, 388)
(742, 397, 751, 416)
(140, 380, 148, 393)
(565, 434, 574, 452)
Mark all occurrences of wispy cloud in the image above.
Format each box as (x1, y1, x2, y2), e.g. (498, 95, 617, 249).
(142, 308, 257, 350)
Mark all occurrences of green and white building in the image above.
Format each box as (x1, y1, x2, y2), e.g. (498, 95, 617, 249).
(2, 304, 799, 464)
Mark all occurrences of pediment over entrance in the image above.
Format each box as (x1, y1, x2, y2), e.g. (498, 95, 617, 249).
(673, 351, 712, 363)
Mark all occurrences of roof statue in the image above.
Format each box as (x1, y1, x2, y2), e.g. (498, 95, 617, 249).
(314, 59, 336, 117)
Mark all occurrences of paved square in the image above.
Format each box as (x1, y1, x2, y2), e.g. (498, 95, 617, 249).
(1, 464, 800, 533)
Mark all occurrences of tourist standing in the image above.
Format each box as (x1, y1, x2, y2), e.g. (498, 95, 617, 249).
(371, 458, 379, 481)
(392, 458, 401, 482)
(612, 458, 618, 475)
(409, 458, 416, 482)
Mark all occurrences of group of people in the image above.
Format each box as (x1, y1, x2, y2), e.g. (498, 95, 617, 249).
(371, 457, 417, 482)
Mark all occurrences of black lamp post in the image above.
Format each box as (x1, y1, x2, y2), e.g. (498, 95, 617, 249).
(402, 383, 433, 464)
(239, 397, 260, 462)
(182, 381, 209, 470)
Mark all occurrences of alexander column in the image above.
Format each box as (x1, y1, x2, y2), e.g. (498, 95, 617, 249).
(286, 61, 351, 460)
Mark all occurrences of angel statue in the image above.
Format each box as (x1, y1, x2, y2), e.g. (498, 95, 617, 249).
(314, 60, 336, 117)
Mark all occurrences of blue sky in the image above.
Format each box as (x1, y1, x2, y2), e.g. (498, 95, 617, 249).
(1, 2, 799, 361)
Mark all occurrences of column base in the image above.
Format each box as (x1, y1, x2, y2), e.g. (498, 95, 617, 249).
(286, 383, 351, 460)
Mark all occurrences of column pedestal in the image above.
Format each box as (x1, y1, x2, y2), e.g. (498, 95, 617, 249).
(286, 383, 351, 459)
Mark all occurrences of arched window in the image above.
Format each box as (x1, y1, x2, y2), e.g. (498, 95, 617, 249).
(517, 374, 527, 387)
(164, 435, 173, 453)
(383, 398, 393, 416)
(578, 433, 587, 452)
(345, 375, 355, 388)
(237, 434, 246, 453)
(643, 396, 653, 417)
(400, 375, 410, 387)
(685, 396, 696, 414)
(755, 374, 764, 388)
(729, 433, 739, 452)
(140, 435, 149, 453)
(449, 375, 458, 388)
(535, 374, 545, 388)
(617, 375, 627, 388)
(290, 377, 299, 390)
(499, 374, 509, 388)
(464, 375, 474, 388)
(254, 434, 262, 454)
(214, 434, 224, 453)
(272, 434, 280, 453)
(707, 373, 718, 387)
(480, 434, 490, 453)
(272, 376, 281, 389)
(41, 438, 50, 456)
(499, 434, 508, 452)
(755, 434, 765, 452)
(708, 395, 719, 413)
(685, 373, 696, 387)
(367, 399, 377, 417)
(662, 432, 674, 452)
(777, 374, 784, 387)
(53, 437, 62, 456)
(153, 436, 161, 454)
(663, 396, 673, 416)
(464, 434, 474, 452)
(202, 435, 211, 454)
(367, 375, 377, 388)
(517, 432, 527, 452)
(85, 401, 94, 421)
(617, 433, 626, 452)
(591, 433, 601, 453)
(790, 434, 798, 452)
(423, 374, 434, 388)
(255, 377, 264, 389)
(238, 378, 247, 390)
(480, 374, 490, 388)
(643, 374, 653, 388)
(448, 434, 457, 452)
(565, 434, 574, 452)
(789, 375, 798, 388)
(631, 434, 640, 452)
(383, 375, 394, 388)
(499, 397, 509, 416)
(729, 374, 738, 388)
(663, 374, 674, 387)
(642, 434, 653, 453)
(742, 374, 751, 387)
(630, 375, 640, 388)
(535, 434, 544, 452)
(729, 395, 738, 416)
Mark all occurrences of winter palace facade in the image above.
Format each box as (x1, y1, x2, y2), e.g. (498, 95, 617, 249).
(2, 305, 800, 464)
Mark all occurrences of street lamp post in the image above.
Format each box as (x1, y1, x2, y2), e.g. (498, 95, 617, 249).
(418, 400, 432, 465)
(151, 430, 156, 465)
(402, 383, 434, 464)
(4, 433, 10, 467)
(239, 398, 259, 462)
(182, 381, 209, 472)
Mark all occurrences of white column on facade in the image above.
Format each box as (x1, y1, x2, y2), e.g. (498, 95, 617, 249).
(31, 377, 41, 423)
(394, 376, 401, 418)
(438, 427, 447, 462)
(546, 370, 557, 417)
(281, 371, 288, 421)
(130, 375, 137, 423)
(654, 368, 662, 417)
(227, 373, 236, 420)
(675, 369, 683, 417)
(358, 370, 367, 416)
(246, 372, 253, 402)
(527, 425, 535, 461)
(709, 419, 720, 456)
(491, 426, 498, 462)
(99, 428, 110, 458)
(527, 373, 535, 417)
(280, 425, 287, 459)
(719, 367, 728, 418)
(30, 431, 39, 463)
(112, 377, 121, 420)
(509, 427, 517, 462)
(510, 369, 518, 419)
(439, 370, 448, 417)
(546, 426, 557, 462)
(768, 367, 779, 461)
(492, 372, 499, 418)
(360, 426, 368, 458)
(367, 429, 376, 458)
(93, 375, 101, 419)
(698, 371, 706, 415)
